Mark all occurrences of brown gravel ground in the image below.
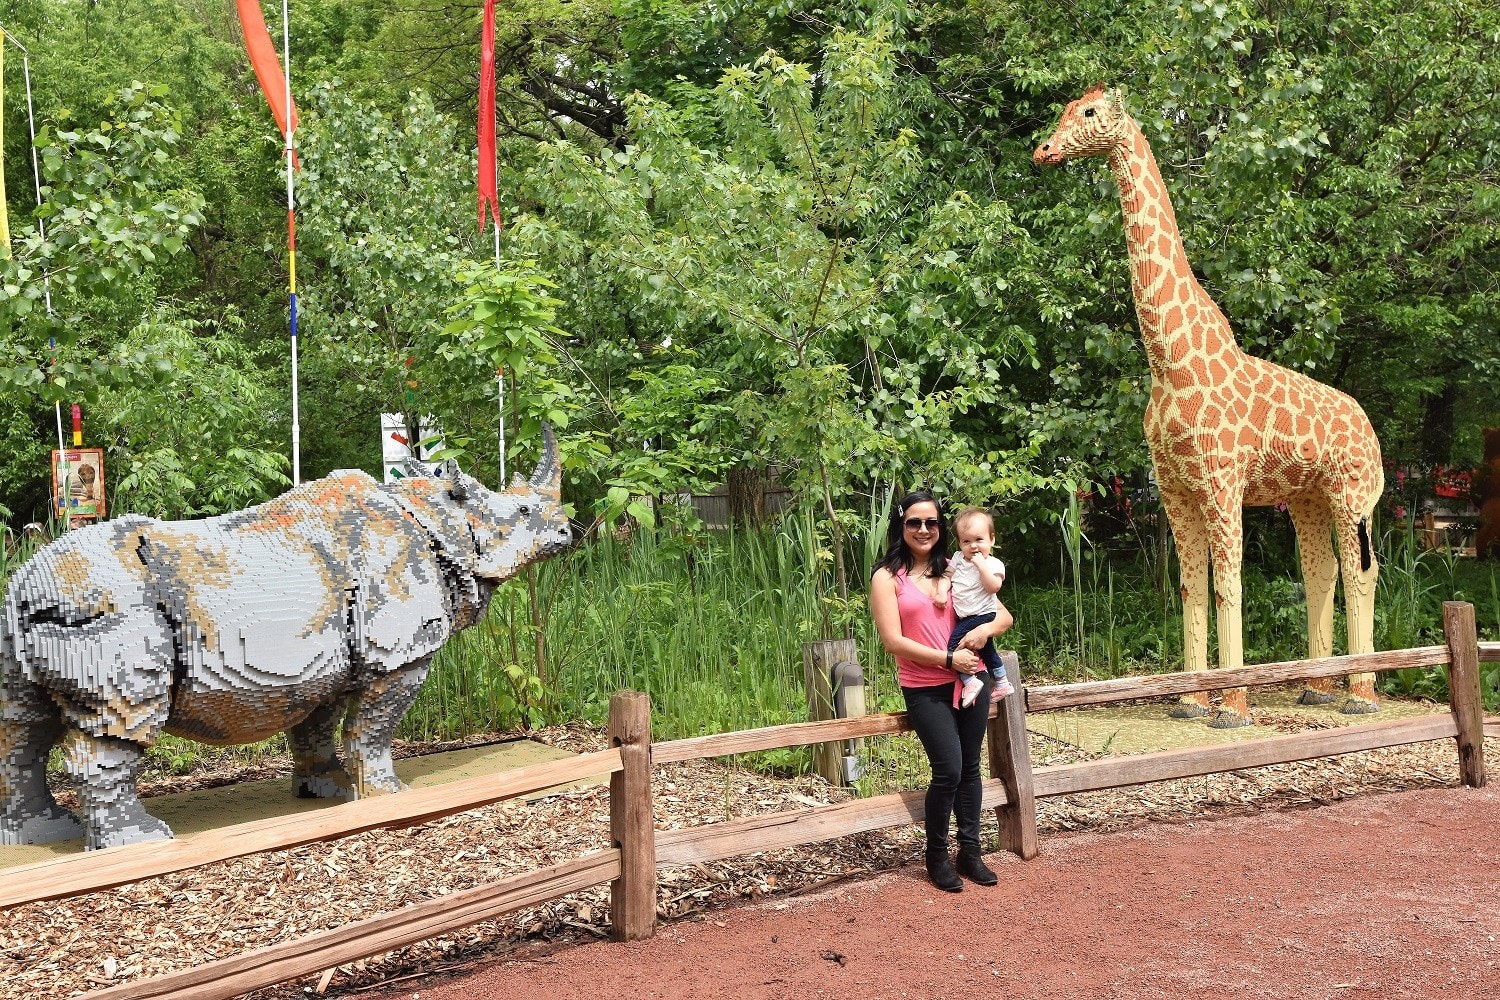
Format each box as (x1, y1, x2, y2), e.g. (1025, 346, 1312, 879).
(379, 784, 1500, 1000)
(0, 717, 1490, 1000)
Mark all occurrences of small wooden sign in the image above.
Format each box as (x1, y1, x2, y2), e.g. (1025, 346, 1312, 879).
(52, 448, 105, 521)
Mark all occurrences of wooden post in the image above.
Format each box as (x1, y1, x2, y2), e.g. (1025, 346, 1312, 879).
(986, 651, 1039, 859)
(609, 691, 657, 940)
(1442, 602, 1486, 788)
(803, 638, 857, 784)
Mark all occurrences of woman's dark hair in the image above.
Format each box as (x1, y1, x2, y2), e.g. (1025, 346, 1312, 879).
(872, 490, 951, 579)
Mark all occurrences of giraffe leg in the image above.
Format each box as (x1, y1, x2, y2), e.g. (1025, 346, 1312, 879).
(1161, 488, 1211, 719)
(1286, 495, 1339, 705)
(1205, 495, 1251, 729)
(1336, 512, 1380, 714)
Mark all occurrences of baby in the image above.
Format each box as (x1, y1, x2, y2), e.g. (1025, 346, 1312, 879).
(936, 508, 1016, 708)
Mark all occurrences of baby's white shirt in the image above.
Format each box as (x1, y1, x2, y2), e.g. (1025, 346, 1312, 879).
(945, 554, 1006, 618)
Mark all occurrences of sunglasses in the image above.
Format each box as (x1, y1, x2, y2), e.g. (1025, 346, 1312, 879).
(903, 517, 942, 531)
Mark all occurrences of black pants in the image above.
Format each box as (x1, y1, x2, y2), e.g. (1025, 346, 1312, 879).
(902, 676, 991, 851)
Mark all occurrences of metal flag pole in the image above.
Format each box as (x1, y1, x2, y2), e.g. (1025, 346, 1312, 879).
(494, 209, 505, 485)
(280, 0, 300, 485)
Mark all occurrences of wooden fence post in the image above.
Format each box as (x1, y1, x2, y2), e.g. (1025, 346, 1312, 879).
(803, 638, 860, 784)
(986, 651, 1039, 859)
(1442, 602, 1486, 788)
(609, 691, 657, 940)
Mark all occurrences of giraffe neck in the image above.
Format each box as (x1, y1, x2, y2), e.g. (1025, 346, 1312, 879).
(1107, 120, 1239, 380)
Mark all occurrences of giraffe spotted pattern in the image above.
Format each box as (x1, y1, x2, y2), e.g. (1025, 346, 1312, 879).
(1036, 86, 1383, 726)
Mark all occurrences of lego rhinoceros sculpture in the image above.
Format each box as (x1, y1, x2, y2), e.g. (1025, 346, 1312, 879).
(1, 429, 571, 849)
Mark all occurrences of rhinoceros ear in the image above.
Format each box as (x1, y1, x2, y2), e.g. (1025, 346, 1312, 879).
(528, 424, 562, 498)
(441, 460, 469, 501)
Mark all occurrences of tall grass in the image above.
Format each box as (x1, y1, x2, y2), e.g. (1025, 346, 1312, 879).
(1020, 517, 1500, 707)
(407, 507, 896, 745)
(414, 507, 1500, 748)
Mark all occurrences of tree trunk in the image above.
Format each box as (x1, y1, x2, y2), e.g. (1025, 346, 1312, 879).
(726, 463, 770, 524)
(1418, 379, 1459, 467)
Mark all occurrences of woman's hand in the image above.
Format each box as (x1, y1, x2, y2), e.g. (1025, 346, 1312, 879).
(951, 648, 983, 674)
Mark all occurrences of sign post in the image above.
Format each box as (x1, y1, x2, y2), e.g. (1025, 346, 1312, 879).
(51, 448, 105, 522)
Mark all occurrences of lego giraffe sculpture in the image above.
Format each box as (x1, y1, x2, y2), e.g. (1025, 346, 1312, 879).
(1035, 86, 1384, 726)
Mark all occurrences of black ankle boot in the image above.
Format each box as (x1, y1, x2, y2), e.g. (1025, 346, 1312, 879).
(956, 844, 997, 886)
(925, 847, 963, 892)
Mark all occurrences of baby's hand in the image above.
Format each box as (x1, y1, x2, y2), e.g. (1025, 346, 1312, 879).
(933, 592, 947, 609)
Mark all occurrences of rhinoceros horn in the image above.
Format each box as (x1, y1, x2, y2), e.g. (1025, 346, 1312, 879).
(515, 424, 561, 498)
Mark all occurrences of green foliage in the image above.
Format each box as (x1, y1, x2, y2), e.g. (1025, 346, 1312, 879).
(509, 25, 1057, 594)
(99, 306, 289, 519)
(403, 512, 1500, 754)
(1, 82, 205, 398)
(411, 513, 893, 743)
(293, 85, 484, 477)
(440, 263, 564, 381)
(435, 261, 580, 478)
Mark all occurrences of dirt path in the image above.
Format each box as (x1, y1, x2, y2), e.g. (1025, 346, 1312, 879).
(366, 785, 1500, 1000)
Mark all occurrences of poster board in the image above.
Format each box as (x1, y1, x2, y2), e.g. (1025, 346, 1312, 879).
(52, 448, 106, 521)
(380, 414, 444, 484)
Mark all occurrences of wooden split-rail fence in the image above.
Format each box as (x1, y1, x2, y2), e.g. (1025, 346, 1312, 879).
(2, 602, 1494, 1000)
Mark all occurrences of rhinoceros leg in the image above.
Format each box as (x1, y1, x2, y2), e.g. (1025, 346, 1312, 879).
(343, 661, 429, 798)
(62, 730, 172, 850)
(2, 618, 85, 844)
(0, 712, 85, 845)
(289, 699, 356, 800)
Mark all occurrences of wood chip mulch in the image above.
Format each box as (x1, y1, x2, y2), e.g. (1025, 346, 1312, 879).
(0, 712, 1477, 1000)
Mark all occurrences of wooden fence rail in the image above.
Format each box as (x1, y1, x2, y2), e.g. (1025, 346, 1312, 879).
(7, 602, 1478, 1000)
(83, 850, 623, 1000)
(0, 747, 623, 910)
(1031, 714, 1460, 797)
(1480, 639, 1500, 743)
(1024, 646, 1452, 713)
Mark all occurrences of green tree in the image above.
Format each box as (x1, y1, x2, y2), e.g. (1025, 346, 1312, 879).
(100, 305, 289, 519)
(511, 26, 1055, 608)
(0, 82, 207, 521)
(918, 0, 1500, 494)
(294, 85, 486, 478)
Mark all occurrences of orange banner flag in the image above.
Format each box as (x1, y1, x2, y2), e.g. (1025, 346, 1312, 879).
(477, 0, 500, 232)
(235, 0, 298, 156)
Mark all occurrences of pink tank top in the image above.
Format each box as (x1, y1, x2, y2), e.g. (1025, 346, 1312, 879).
(893, 568, 959, 689)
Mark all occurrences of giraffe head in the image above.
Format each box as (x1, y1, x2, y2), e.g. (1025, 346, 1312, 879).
(1033, 85, 1131, 167)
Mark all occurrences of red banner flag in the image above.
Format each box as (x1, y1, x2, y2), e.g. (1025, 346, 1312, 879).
(478, 0, 500, 232)
(236, 0, 298, 157)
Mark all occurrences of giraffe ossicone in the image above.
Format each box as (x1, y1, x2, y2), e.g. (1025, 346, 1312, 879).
(1035, 86, 1384, 726)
